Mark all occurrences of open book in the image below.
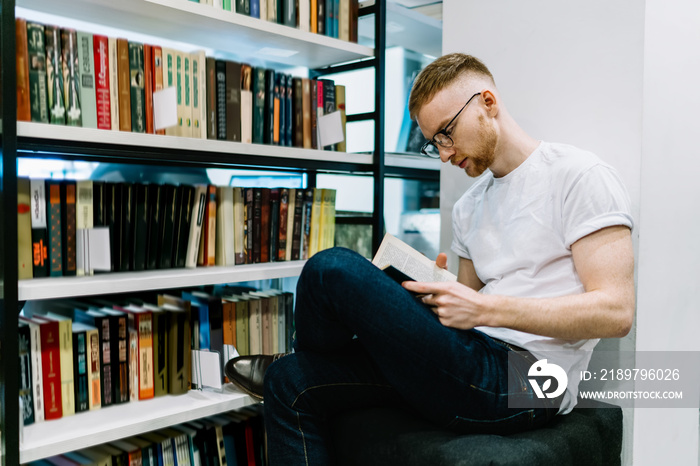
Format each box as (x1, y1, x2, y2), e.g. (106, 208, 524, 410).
(372, 233, 457, 283)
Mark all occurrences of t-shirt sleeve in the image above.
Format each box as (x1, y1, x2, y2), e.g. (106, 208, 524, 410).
(451, 198, 472, 259)
(562, 164, 634, 248)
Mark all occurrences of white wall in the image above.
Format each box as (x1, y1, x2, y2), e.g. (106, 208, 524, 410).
(440, 1, 645, 464)
(633, 0, 700, 463)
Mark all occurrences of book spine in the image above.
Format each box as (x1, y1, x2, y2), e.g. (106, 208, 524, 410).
(121, 183, 135, 271)
(310, 78, 318, 149)
(61, 181, 77, 276)
(45, 25, 66, 125)
(336, 84, 346, 151)
(273, 74, 281, 145)
(252, 188, 262, 263)
(233, 187, 246, 264)
(269, 189, 280, 262)
(183, 52, 193, 137)
(152, 311, 168, 397)
(18, 323, 35, 425)
(302, 78, 311, 148)
(56, 318, 75, 416)
(301, 188, 314, 259)
(186, 185, 207, 268)
(193, 50, 207, 139)
(129, 42, 146, 133)
(27, 22, 49, 123)
(216, 60, 227, 140)
(309, 187, 323, 256)
(93, 35, 111, 129)
(146, 184, 162, 270)
(96, 315, 113, 406)
(16, 18, 31, 122)
(144, 44, 154, 134)
(175, 186, 194, 268)
(18, 178, 33, 280)
(73, 330, 89, 413)
(25, 321, 45, 422)
(225, 60, 242, 142)
(115, 314, 130, 404)
(252, 67, 266, 144)
(153, 46, 165, 135)
(292, 77, 303, 147)
(61, 29, 82, 127)
(108, 37, 120, 131)
(291, 188, 303, 260)
(117, 38, 132, 131)
(133, 183, 149, 271)
(40, 320, 63, 420)
(264, 69, 276, 144)
(159, 184, 177, 269)
(240, 64, 253, 144)
(245, 188, 254, 264)
(278, 188, 289, 261)
(77, 31, 97, 128)
(137, 313, 155, 400)
(206, 185, 217, 266)
(206, 57, 218, 140)
(285, 188, 295, 260)
(46, 180, 63, 276)
(85, 328, 102, 410)
(76, 180, 94, 276)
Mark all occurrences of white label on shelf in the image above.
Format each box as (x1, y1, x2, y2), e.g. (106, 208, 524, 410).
(317, 110, 345, 147)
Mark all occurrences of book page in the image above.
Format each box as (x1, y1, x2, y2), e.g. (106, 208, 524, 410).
(372, 233, 456, 283)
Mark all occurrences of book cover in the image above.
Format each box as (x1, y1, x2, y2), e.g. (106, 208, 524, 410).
(71, 326, 89, 413)
(269, 188, 280, 262)
(245, 188, 254, 264)
(241, 64, 253, 144)
(285, 188, 295, 260)
(226, 60, 242, 142)
(133, 183, 149, 271)
(292, 77, 303, 147)
(146, 183, 163, 270)
(122, 306, 155, 400)
(273, 73, 281, 144)
(159, 298, 191, 394)
(34, 316, 63, 420)
(108, 37, 120, 130)
(61, 29, 82, 126)
(78, 322, 102, 410)
(120, 182, 135, 271)
(278, 188, 289, 261)
(203, 185, 217, 266)
(106, 182, 123, 271)
(278, 73, 287, 146)
(18, 177, 33, 280)
(349, 0, 359, 43)
(317, 0, 325, 35)
(310, 77, 318, 148)
(93, 180, 105, 227)
(60, 180, 77, 276)
(291, 188, 304, 260)
(174, 185, 194, 268)
(309, 187, 323, 257)
(299, 0, 311, 32)
(27, 21, 49, 123)
(236, 0, 250, 15)
(76, 180, 94, 275)
(21, 317, 45, 422)
(216, 186, 235, 266)
(206, 57, 218, 140)
(215, 59, 227, 140)
(144, 44, 154, 134)
(163, 48, 178, 136)
(311, 0, 318, 33)
(45, 25, 66, 124)
(322, 188, 336, 250)
(145, 305, 169, 397)
(264, 69, 276, 144)
(252, 67, 266, 144)
(73, 309, 113, 407)
(116, 38, 132, 131)
(192, 50, 207, 139)
(246, 295, 262, 355)
(16, 18, 31, 122)
(128, 42, 146, 133)
(233, 187, 246, 265)
(18, 321, 35, 425)
(42, 313, 75, 416)
(46, 180, 63, 276)
(221, 300, 237, 375)
(339, 0, 350, 41)
(153, 45, 165, 135)
(158, 184, 177, 269)
(99, 308, 130, 404)
(336, 84, 346, 151)
(302, 77, 312, 148)
(301, 187, 314, 259)
(77, 31, 97, 128)
(260, 188, 272, 263)
(230, 296, 249, 356)
(185, 185, 207, 268)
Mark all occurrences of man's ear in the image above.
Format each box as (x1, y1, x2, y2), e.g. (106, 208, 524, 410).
(481, 89, 498, 116)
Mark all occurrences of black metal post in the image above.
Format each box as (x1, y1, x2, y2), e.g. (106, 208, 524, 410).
(371, 0, 386, 255)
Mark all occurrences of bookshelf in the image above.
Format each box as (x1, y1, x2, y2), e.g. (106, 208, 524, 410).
(1, 1, 388, 465)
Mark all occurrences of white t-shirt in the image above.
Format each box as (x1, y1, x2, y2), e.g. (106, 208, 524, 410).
(451, 141, 634, 414)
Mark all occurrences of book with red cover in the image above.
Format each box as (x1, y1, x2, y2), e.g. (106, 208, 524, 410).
(144, 44, 154, 134)
(16, 18, 31, 121)
(93, 35, 111, 130)
(32, 316, 63, 420)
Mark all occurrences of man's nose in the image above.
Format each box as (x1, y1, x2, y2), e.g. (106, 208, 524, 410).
(440, 145, 456, 164)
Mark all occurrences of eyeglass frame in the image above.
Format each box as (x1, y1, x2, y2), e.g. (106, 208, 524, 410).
(420, 92, 482, 158)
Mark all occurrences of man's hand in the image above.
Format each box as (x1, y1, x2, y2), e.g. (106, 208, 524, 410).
(402, 280, 490, 330)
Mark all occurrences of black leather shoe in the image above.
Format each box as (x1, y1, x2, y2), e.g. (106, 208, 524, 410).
(225, 353, 287, 401)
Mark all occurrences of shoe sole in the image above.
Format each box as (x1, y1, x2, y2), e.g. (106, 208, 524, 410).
(228, 377, 264, 402)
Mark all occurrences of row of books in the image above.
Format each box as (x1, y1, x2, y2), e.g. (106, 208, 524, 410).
(195, 0, 360, 42)
(28, 404, 266, 466)
(15, 19, 348, 151)
(20, 285, 293, 424)
(18, 178, 337, 279)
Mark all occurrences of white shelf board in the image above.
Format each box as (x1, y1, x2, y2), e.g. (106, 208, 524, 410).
(385, 152, 441, 171)
(19, 261, 306, 300)
(18, 122, 374, 166)
(20, 385, 257, 463)
(17, 0, 374, 68)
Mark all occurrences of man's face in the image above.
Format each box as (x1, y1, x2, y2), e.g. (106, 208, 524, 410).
(416, 84, 498, 178)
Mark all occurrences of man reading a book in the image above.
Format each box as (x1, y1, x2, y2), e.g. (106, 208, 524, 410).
(226, 53, 635, 464)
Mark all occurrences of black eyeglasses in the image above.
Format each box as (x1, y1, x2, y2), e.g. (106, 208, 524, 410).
(420, 92, 481, 158)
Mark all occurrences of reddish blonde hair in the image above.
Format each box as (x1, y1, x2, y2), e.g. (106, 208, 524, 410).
(408, 53, 495, 120)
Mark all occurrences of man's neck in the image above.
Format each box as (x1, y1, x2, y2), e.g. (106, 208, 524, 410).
(490, 117, 540, 178)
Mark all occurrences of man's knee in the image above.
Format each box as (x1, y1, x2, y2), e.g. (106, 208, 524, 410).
(301, 247, 366, 283)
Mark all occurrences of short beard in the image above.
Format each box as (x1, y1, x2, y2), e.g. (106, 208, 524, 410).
(465, 115, 497, 177)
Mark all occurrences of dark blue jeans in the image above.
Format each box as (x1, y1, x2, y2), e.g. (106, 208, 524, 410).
(263, 248, 556, 465)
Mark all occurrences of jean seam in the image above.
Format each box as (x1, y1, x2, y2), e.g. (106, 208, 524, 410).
(290, 382, 395, 409)
(296, 411, 310, 466)
(449, 408, 536, 426)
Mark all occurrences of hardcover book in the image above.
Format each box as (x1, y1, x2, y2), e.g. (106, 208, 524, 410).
(45, 25, 66, 124)
(233, 187, 246, 265)
(18, 177, 33, 280)
(71, 325, 89, 413)
(226, 60, 242, 142)
(76, 180, 94, 275)
(252, 67, 266, 144)
(61, 29, 82, 126)
(128, 42, 146, 133)
(185, 185, 208, 268)
(77, 31, 97, 128)
(206, 57, 218, 140)
(215, 60, 227, 140)
(241, 64, 253, 143)
(18, 321, 35, 425)
(117, 38, 132, 131)
(16, 18, 31, 122)
(27, 21, 49, 123)
(61, 180, 77, 276)
(108, 37, 120, 130)
(46, 180, 63, 276)
(33, 316, 63, 420)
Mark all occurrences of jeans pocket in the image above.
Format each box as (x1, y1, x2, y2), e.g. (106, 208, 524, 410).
(446, 409, 538, 436)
